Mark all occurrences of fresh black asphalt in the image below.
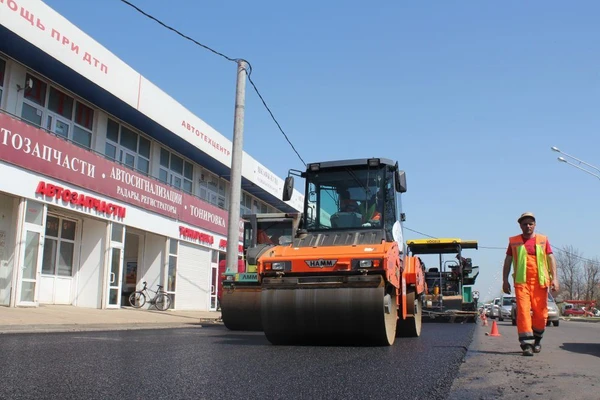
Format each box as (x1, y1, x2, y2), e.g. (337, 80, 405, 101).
(0, 323, 476, 400)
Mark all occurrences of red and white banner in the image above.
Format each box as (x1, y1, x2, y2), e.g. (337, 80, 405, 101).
(0, 113, 242, 236)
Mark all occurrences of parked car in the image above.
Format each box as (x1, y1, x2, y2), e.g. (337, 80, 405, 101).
(511, 292, 559, 327)
(563, 307, 594, 317)
(496, 295, 516, 321)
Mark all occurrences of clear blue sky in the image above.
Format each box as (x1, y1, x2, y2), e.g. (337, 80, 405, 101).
(44, 0, 600, 301)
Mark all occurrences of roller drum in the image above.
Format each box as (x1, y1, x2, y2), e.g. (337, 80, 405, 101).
(220, 286, 262, 331)
(261, 275, 397, 346)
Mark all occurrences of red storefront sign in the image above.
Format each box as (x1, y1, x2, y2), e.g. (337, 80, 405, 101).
(179, 226, 214, 245)
(0, 113, 238, 236)
(35, 181, 126, 218)
(218, 239, 244, 253)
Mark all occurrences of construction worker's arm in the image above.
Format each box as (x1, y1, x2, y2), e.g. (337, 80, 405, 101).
(502, 255, 512, 294)
(548, 253, 560, 292)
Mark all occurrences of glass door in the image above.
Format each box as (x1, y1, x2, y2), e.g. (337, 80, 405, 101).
(17, 200, 46, 306)
(209, 262, 218, 311)
(106, 222, 125, 308)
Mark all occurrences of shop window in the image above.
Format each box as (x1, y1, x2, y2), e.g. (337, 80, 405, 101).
(198, 169, 225, 208)
(253, 200, 260, 214)
(23, 74, 46, 107)
(111, 223, 124, 243)
(159, 148, 193, 193)
(24, 201, 44, 225)
(105, 119, 150, 174)
(42, 215, 77, 277)
(0, 58, 6, 107)
(218, 181, 226, 209)
(167, 239, 177, 309)
(20, 73, 94, 149)
(240, 192, 252, 216)
(21, 74, 46, 127)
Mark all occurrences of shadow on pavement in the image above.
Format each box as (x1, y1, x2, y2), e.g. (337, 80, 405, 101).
(560, 343, 600, 358)
(469, 349, 522, 356)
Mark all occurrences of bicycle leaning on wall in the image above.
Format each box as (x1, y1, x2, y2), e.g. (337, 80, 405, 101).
(128, 281, 172, 311)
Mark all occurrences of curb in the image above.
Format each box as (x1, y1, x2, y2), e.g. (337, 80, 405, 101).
(0, 320, 223, 335)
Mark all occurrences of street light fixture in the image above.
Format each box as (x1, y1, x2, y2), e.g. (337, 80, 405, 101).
(550, 146, 600, 174)
(552, 147, 600, 180)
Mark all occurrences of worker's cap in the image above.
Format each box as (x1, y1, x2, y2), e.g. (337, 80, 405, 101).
(518, 212, 536, 224)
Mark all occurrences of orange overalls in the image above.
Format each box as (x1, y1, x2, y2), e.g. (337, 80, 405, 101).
(509, 234, 551, 349)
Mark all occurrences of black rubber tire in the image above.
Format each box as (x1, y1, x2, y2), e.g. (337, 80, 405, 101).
(553, 320, 559, 327)
(154, 293, 171, 311)
(129, 292, 146, 308)
(396, 290, 422, 337)
(511, 318, 516, 326)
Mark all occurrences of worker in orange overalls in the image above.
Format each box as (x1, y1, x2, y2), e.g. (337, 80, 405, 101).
(502, 212, 559, 356)
(360, 189, 382, 227)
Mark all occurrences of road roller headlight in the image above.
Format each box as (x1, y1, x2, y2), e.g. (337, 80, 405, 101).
(353, 259, 382, 269)
(264, 261, 291, 271)
(272, 262, 286, 271)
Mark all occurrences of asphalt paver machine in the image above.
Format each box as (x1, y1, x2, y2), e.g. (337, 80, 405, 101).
(406, 238, 479, 322)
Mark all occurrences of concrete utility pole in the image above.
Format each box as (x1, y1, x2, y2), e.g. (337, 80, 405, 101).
(225, 59, 248, 274)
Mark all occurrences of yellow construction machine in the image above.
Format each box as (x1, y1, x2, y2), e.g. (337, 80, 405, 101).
(406, 238, 480, 322)
(256, 158, 425, 345)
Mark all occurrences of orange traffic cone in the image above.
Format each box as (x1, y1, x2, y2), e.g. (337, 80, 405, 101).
(486, 320, 501, 337)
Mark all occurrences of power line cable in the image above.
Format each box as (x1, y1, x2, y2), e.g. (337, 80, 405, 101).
(119, 0, 306, 167)
(246, 74, 306, 166)
(404, 227, 506, 251)
(403, 226, 436, 238)
(112, 2, 600, 264)
(405, 227, 600, 265)
(120, 0, 237, 62)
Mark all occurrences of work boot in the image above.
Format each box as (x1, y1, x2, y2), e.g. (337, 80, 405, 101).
(522, 345, 534, 356)
(533, 342, 542, 353)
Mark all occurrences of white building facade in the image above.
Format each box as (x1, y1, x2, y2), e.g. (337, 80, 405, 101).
(0, 0, 303, 310)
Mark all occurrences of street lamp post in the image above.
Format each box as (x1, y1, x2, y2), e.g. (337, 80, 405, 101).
(551, 146, 600, 180)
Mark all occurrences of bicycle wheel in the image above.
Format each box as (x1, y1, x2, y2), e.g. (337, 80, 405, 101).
(129, 291, 146, 308)
(154, 293, 171, 311)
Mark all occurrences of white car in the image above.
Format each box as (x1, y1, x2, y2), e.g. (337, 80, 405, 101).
(496, 295, 516, 321)
(490, 297, 501, 319)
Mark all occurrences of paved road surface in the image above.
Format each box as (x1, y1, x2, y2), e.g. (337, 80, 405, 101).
(0, 323, 475, 400)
